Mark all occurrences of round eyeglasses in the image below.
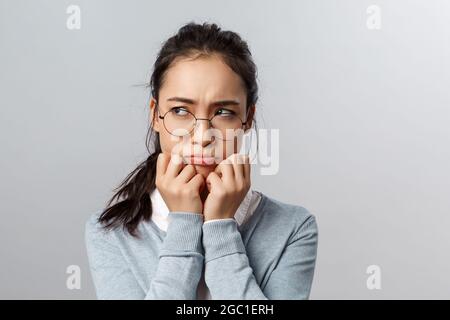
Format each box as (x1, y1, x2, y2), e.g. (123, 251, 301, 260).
(156, 102, 250, 141)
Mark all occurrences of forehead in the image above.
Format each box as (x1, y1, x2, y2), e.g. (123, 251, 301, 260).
(159, 54, 246, 102)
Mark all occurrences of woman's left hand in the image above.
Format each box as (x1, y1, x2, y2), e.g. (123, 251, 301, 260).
(203, 153, 251, 222)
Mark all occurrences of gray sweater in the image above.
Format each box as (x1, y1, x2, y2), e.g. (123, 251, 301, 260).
(85, 190, 318, 299)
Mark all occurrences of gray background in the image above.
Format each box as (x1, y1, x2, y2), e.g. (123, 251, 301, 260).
(1, 0, 449, 299)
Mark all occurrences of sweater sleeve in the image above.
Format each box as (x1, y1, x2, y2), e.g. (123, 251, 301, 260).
(85, 212, 204, 300)
(201, 214, 318, 300)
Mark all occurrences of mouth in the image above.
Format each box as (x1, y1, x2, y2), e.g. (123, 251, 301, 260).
(186, 155, 217, 166)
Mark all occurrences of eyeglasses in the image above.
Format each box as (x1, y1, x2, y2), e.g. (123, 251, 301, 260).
(156, 101, 250, 141)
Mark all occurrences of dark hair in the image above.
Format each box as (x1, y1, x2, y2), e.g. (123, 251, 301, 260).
(98, 21, 259, 238)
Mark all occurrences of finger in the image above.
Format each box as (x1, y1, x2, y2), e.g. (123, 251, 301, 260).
(156, 152, 170, 177)
(206, 171, 222, 192)
(231, 154, 245, 185)
(188, 173, 205, 191)
(243, 155, 250, 181)
(176, 164, 197, 183)
(215, 157, 234, 184)
(165, 153, 185, 178)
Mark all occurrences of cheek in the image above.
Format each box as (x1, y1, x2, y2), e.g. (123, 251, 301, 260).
(159, 132, 183, 154)
(219, 137, 241, 160)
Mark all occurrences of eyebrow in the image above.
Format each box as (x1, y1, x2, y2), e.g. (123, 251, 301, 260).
(166, 97, 240, 107)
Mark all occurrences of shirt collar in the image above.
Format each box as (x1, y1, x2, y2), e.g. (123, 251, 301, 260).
(150, 186, 254, 226)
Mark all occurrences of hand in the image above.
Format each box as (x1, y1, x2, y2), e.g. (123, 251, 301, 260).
(155, 152, 205, 214)
(203, 154, 251, 222)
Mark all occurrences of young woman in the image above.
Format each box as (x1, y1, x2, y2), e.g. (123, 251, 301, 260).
(85, 22, 318, 300)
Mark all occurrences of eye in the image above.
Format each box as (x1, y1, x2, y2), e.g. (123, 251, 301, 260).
(171, 107, 190, 116)
(215, 108, 236, 117)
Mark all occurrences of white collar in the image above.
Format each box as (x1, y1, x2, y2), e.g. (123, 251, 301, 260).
(149, 186, 257, 231)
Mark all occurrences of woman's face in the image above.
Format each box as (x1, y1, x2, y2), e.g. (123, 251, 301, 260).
(150, 53, 255, 178)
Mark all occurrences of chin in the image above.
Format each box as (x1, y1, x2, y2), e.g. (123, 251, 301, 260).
(194, 164, 216, 178)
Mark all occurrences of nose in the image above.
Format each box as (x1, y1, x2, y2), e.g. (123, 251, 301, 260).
(191, 118, 214, 147)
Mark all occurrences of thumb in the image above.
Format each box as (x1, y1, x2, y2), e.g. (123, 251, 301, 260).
(206, 172, 221, 192)
(214, 164, 223, 178)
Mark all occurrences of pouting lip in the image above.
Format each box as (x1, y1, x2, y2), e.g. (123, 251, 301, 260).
(186, 153, 215, 158)
(185, 154, 216, 160)
(184, 155, 217, 166)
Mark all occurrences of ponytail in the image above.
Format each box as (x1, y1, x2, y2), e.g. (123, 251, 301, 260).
(98, 133, 161, 238)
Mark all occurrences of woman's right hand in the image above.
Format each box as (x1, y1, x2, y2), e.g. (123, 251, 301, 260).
(155, 152, 205, 214)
